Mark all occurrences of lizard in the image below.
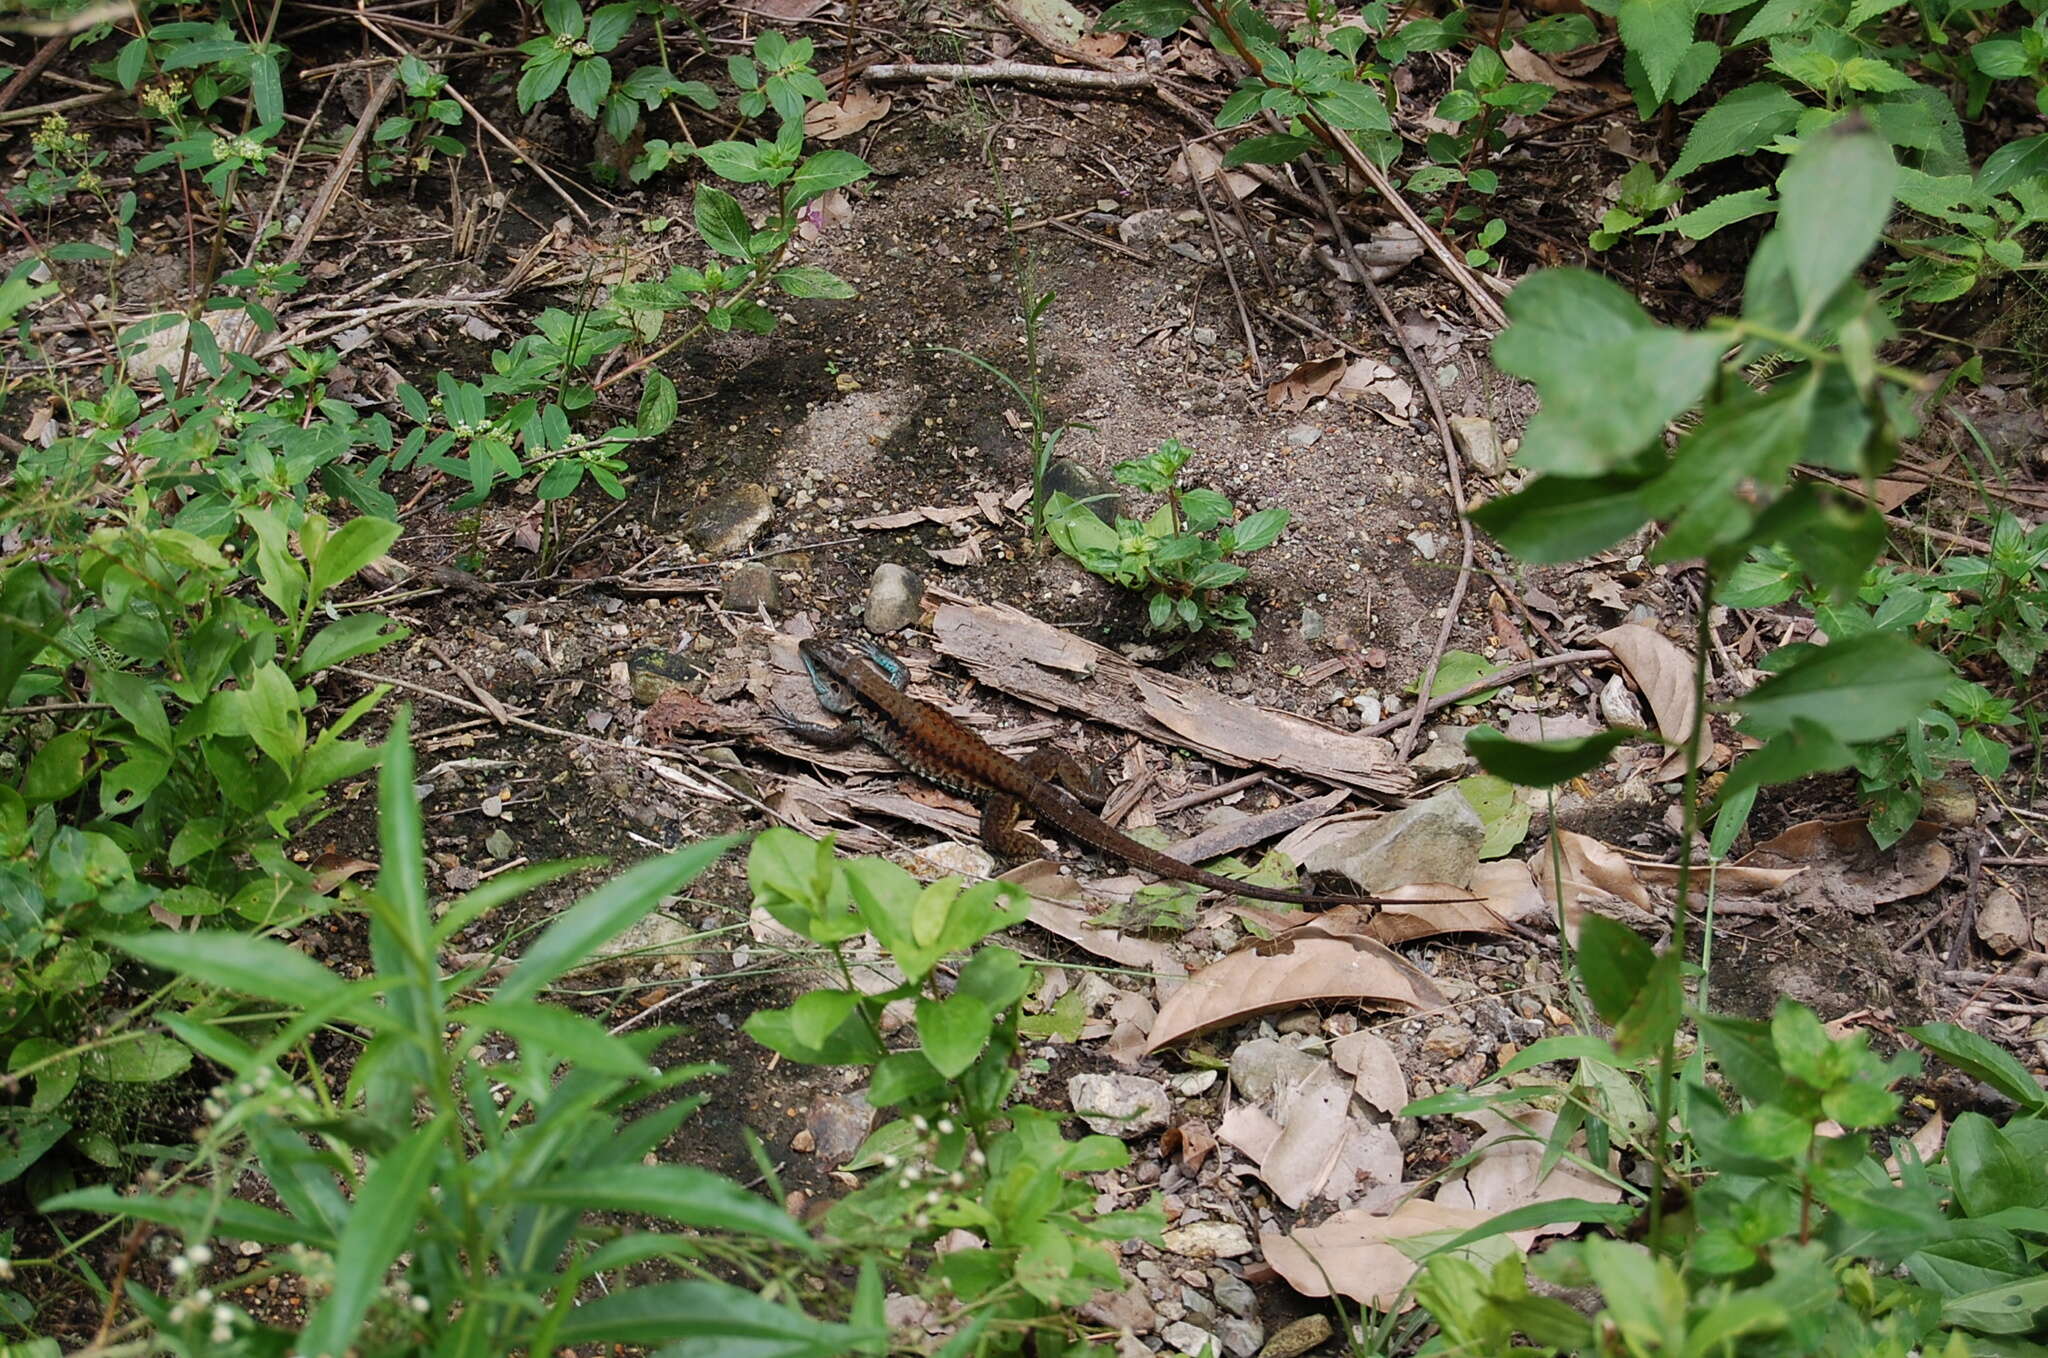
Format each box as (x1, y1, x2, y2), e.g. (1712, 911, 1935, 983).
(773, 636, 1420, 910)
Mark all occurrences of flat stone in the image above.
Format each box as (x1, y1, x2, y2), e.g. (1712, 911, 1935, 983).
(722, 561, 782, 613)
(1042, 457, 1121, 522)
(1976, 886, 2030, 956)
(864, 562, 924, 634)
(1216, 1315, 1265, 1358)
(685, 483, 772, 556)
(1257, 1314, 1334, 1358)
(1161, 1220, 1255, 1259)
(1118, 207, 1180, 248)
(1303, 789, 1483, 891)
(1162, 1320, 1221, 1356)
(1068, 1073, 1171, 1137)
(1448, 415, 1507, 476)
(1284, 424, 1322, 448)
(1209, 1268, 1256, 1318)
(1411, 728, 1475, 779)
(1228, 1038, 1325, 1106)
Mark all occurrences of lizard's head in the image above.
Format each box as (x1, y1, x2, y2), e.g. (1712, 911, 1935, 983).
(796, 637, 862, 708)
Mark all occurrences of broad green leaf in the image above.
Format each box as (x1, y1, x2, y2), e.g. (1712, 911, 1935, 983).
(298, 1117, 446, 1356)
(1468, 472, 1651, 562)
(457, 1000, 654, 1077)
(21, 729, 90, 803)
(1735, 633, 1949, 744)
(92, 669, 172, 752)
(566, 55, 612, 118)
(1575, 915, 1657, 1028)
(1457, 774, 1531, 858)
(1640, 187, 1777, 239)
(41, 1185, 325, 1247)
(1907, 1022, 2048, 1113)
(497, 835, 745, 1005)
(94, 1033, 192, 1083)
(309, 515, 402, 600)
(787, 150, 872, 208)
(1491, 270, 1719, 475)
(1231, 506, 1289, 552)
(516, 1166, 814, 1249)
(1981, 132, 2048, 195)
(1947, 1113, 2048, 1220)
(554, 1280, 874, 1351)
(638, 371, 679, 436)
(1099, 0, 1197, 35)
(694, 185, 753, 260)
(1777, 123, 1895, 324)
(1671, 84, 1807, 180)
(774, 265, 857, 299)
(1468, 726, 1647, 786)
(1617, 0, 1697, 102)
(109, 931, 346, 1006)
(916, 993, 993, 1079)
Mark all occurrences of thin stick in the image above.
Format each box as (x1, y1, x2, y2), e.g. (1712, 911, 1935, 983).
(1186, 137, 1263, 380)
(284, 68, 397, 265)
(1360, 649, 1612, 738)
(864, 60, 1154, 90)
(0, 33, 67, 116)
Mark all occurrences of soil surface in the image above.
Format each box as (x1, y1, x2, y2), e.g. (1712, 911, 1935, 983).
(4, 8, 2046, 1351)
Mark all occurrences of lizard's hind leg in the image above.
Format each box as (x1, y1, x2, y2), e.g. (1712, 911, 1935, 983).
(1020, 748, 1112, 810)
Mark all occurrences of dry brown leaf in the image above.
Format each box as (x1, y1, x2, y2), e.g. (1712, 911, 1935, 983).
(1170, 141, 1259, 200)
(1886, 1111, 1945, 1178)
(928, 537, 985, 567)
(1267, 356, 1347, 411)
(311, 854, 377, 895)
(803, 87, 892, 141)
(1534, 830, 1662, 940)
(1595, 623, 1697, 745)
(852, 503, 983, 530)
(1435, 1109, 1621, 1241)
(1331, 1030, 1409, 1115)
(1260, 1065, 1358, 1208)
(1502, 42, 1593, 89)
(1262, 1198, 1492, 1308)
(1219, 1102, 1282, 1162)
(741, 0, 831, 18)
(1161, 1120, 1219, 1173)
(1146, 935, 1445, 1051)
(1731, 819, 1951, 911)
(1001, 862, 1187, 975)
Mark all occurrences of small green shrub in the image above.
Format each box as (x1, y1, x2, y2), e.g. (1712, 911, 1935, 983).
(744, 827, 1166, 1354)
(30, 718, 863, 1357)
(1043, 438, 1289, 641)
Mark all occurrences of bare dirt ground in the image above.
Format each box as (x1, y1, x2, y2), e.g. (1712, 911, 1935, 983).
(6, 9, 2047, 1348)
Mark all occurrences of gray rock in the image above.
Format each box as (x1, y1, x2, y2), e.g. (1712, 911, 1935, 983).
(1299, 607, 1324, 641)
(1448, 415, 1507, 476)
(1209, 1269, 1256, 1318)
(722, 561, 782, 613)
(685, 483, 773, 556)
(1041, 458, 1121, 522)
(864, 562, 924, 634)
(1307, 789, 1483, 891)
(1285, 423, 1323, 448)
(804, 1090, 874, 1165)
(1410, 728, 1475, 779)
(1068, 1073, 1171, 1137)
(1421, 1022, 1474, 1059)
(1215, 1315, 1264, 1358)
(1228, 1038, 1325, 1105)
(1118, 207, 1180, 248)
(1161, 1320, 1220, 1356)
(1976, 886, 2030, 956)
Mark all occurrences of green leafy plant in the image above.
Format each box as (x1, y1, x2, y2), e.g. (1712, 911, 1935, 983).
(1042, 438, 1290, 640)
(366, 54, 467, 188)
(726, 28, 829, 125)
(743, 827, 1165, 1355)
(26, 719, 871, 1357)
(394, 118, 867, 508)
(515, 0, 716, 170)
(1719, 509, 2046, 843)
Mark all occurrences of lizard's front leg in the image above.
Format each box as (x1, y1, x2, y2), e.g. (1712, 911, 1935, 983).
(1020, 748, 1112, 810)
(979, 792, 1051, 859)
(770, 706, 865, 750)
